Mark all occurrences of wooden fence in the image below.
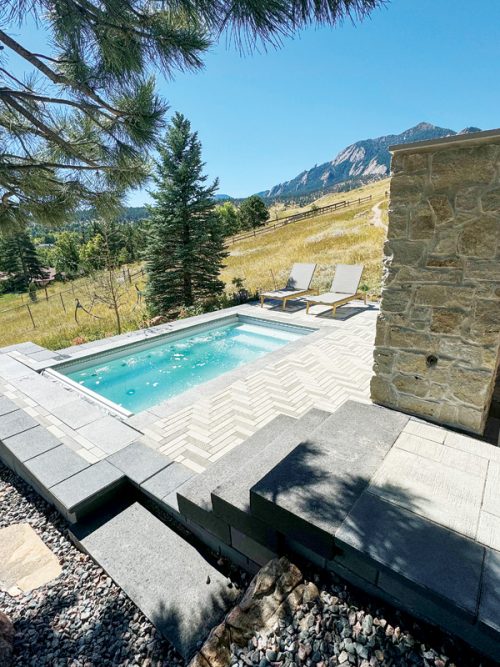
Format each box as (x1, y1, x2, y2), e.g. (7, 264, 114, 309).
(227, 194, 373, 245)
(0, 266, 145, 331)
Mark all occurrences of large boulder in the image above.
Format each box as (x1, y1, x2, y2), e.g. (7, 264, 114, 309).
(188, 557, 306, 667)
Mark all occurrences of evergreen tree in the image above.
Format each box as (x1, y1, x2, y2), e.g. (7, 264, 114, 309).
(239, 195, 270, 229)
(0, 231, 46, 290)
(145, 113, 227, 314)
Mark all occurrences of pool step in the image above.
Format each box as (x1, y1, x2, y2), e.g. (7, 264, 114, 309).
(175, 413, 302, 544)
(210, 409, 331, 549)
(70, 501, 239, 660)
(249, 401, 410, 559)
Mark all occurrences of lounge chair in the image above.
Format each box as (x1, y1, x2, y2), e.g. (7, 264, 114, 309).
(305, 264, 366, 316)
(260, 263, 317, 310)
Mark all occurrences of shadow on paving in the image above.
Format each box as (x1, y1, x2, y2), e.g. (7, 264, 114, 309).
(251, 439, 490, 655)
(246, 298, 375, 320)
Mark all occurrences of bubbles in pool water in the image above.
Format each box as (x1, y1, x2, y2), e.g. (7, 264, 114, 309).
(152, 382, 159, 387)
(126, 389, 136, 395)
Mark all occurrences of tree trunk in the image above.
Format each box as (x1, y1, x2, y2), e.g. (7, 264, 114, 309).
(182, 222, 193, 306)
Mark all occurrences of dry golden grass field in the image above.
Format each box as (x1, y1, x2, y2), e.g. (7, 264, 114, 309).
(0, 268, 148, 350)
(222, 179, 389, 296)
(0, 179, 389, 350)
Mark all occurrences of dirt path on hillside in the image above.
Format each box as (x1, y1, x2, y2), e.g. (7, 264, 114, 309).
(371, 200, 388, 230)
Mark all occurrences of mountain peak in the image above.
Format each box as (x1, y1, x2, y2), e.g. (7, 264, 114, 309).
(259, 122, 480, 200)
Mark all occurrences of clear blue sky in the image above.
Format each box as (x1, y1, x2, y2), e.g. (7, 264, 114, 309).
(6, 1, 500, 204)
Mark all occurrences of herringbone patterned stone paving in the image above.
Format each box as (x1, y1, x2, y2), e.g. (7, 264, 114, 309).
(147, 310, 377, 472)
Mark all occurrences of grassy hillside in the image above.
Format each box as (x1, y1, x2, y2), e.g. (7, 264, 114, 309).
(222, 179, 389, 296)
(268, 179, 390, 221)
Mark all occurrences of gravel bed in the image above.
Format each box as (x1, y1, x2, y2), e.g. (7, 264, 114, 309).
(229, 572, 493, 667)
(0, 463, 184, 667)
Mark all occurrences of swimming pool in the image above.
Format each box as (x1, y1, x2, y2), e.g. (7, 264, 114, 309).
(51, 318, 310, 413)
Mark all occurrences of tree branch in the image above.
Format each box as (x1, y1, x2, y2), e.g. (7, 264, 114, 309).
(0, 28, 121, 116)
(2, 94, 99, 167)
(0, 88, 115, 120)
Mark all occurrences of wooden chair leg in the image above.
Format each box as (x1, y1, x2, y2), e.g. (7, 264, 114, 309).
(332, 305, 337, 317)
(260, 295, 264, 307)
(282, 298, 287, 311)
(306, 301, 310, 314)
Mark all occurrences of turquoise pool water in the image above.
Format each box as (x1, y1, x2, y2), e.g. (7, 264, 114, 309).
(61, 321, 307, 413)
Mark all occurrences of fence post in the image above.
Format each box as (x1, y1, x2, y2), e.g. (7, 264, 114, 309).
(26, 304, 36, 329)
(60, 293, 66, 313)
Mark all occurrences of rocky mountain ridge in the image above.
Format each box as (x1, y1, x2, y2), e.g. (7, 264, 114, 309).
(258, 122, 481, 200)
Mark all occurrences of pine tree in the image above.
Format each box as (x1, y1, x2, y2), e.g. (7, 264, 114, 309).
(0, 231, 46, 290)
(145, 113, 227, 315)
(239, 195, 270, 229)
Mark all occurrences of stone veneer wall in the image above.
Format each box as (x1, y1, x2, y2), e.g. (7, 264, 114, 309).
(371, 130, 500, 434)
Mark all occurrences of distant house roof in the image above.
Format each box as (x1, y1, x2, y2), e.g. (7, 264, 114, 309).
(34, 267, 57, 286)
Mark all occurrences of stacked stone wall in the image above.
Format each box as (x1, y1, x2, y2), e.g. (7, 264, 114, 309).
(371, 135, 500, 434)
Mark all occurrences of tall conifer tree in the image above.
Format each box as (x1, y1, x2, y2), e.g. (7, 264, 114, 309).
(145, 113, 226, 314)
(0, 231, 46, 289)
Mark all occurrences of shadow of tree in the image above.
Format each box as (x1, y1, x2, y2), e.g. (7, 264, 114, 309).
(248, 435, 491, 660)
(0, 464, 183, 666)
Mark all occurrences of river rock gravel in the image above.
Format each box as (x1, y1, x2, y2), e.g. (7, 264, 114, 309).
(228, 571, 492, 667)
(0, 463, 184, 667)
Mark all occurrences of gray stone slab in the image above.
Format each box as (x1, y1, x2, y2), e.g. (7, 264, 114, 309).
(72, 502, 239, 659)
(141, 463, 195, 500)
(107, 441, 172, 485)
(0, 355, 34, 379)
(178, 414, 298, 516)
(29, 349, 64, 362)
(51, 399, 105, 429)
(176, 414, 299, 542)
(11, 374, 75, 409)
(250, 401, 409, 558)
(51, 460, 126, 521)
(336, 492, 484, 617)
(2, 425, 61, 462)
(77, 416, 139, 454)
(0, 409, 38, 440)
(212, 408, 332, 543)
(23, 444, 89, 488)
(478, 548, 500, 635)
(0, 396, 18, 417)
(0, 342, 45, 355)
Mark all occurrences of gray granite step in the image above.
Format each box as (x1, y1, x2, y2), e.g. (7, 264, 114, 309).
(71, 501, 239, 659)
(175, 414, 299, 542)
(250, 401, 409, 558)
(211, 408, 332, 545)
(336, 491, 484, 618)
